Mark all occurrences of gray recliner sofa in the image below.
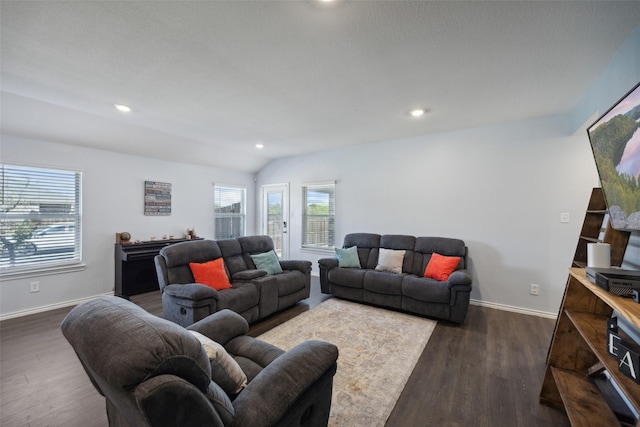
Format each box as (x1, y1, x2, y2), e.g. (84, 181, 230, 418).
(155, 236, 312, 327)
(61, 296, 338, 427)
(318, 233, 472, 324)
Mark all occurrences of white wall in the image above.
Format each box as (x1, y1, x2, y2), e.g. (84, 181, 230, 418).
(2, 23, 637, 320)
(256, 20, 640, 317)
(257, 114, 599, 316)
(0, 135, 256, 317)
(571, 23, 640, 134)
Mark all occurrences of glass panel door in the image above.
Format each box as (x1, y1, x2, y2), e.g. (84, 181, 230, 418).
(262, 184, 289, 258)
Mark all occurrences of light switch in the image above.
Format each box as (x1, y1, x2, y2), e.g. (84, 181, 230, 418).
(560, 213, 570, 223)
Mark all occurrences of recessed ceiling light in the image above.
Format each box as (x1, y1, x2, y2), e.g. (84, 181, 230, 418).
(410, 109, 426, 117)
(317, 0, 339, 6)
(114, 104, 131, 113)
(256, 143, 264, 149)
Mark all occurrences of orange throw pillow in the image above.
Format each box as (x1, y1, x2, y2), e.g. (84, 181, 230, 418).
(424, 253, 461, 281)
(189, 258, 232, 291)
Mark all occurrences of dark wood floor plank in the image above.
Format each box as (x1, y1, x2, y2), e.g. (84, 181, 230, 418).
(386, 304, 570, 427)
(1, 278, 570, 427)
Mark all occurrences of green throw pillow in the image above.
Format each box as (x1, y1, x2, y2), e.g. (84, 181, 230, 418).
(250, 250, 283, 275)
(335, 246, 361, 268)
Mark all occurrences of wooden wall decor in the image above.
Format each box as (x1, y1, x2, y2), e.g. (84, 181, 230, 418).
(144, 181, 171, 216)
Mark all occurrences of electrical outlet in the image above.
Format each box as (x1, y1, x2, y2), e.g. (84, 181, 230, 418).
(560, 212, 570, 223)
(30, 281, 40, 293)
(530, 283, 539, 295)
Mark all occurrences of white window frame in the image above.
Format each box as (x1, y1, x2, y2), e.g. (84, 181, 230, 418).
(301, 181, 335, 252)
(0, 164, 83, 278)
(214, 184, 246, 239)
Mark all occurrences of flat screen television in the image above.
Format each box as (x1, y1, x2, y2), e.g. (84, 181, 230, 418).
(588, 81, 640, 231)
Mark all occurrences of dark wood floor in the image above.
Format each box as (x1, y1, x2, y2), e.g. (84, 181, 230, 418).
(0, 278, 569, 427)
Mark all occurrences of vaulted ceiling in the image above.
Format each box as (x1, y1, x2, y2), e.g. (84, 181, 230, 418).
(2, 1, 640, 173)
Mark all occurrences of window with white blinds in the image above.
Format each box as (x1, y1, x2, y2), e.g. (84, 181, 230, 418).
(214, 185, 246, 239)
(302, 182, 335, 250)
(0, 164, 82, 272)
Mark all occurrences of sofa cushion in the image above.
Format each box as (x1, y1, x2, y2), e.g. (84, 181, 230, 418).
(363, 270, 403, 295)
(380, 234, 415, 251)
(161, 240, 224, 285)
(412, 237, 466, 276)
(239, 235, 277, 270)
(189, 331, 247, 394)
(414, 237, 466, 257)
(250, 250, 283, 275)
(216, 282, 260, 313)
(166, 265, 198, 286)
(335, 246, 361, 268)
(380, 234, 415, 273)
(160, 240, 223, 268)
(343, 233, 381, 269)
(328, 268, 366, 289)
(375, 248, 405, 274)
(189, 259, 232, 290)
(218, 239, 249, 277)
(402, 275, 450, 304)
(424, 253, 461, 281)
(238, 235, 275, 254)
(276, 270, 307, 296)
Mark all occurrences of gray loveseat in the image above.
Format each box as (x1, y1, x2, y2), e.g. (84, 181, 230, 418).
(155, 236, 311, 327)
(62, 296, 338, 427)
(318, 233, 472, 324)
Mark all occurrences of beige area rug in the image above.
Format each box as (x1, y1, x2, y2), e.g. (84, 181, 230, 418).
(258, 298, 437, 427)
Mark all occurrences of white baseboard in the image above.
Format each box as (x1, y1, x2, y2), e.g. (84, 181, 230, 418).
(0, 292, 114, 321)
(1, 290, 558, 321)
(470, 298, 558, 319)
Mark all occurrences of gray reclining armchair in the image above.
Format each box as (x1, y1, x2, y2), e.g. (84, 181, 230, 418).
(61, 296, 338, 427)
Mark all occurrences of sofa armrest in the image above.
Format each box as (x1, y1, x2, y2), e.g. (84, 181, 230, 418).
(279, 259, 312, 273)
(447, 269, 472, 287)
(154, 255, 170, 291)
(318, 258, 339, 294)
(163, 283, 219, 301)
(318, 257, 339, 270)
(187, 309, 249, 345)
(232, 270, 267, 281)
(231, 340, 338, 427)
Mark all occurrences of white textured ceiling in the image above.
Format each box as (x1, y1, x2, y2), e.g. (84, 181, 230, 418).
(2, 1, 640, 173)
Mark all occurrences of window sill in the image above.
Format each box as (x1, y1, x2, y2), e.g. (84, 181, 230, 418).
(0, 262, 86, 280)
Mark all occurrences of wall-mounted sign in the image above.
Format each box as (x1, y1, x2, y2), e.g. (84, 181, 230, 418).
(144, 181, 171, 216)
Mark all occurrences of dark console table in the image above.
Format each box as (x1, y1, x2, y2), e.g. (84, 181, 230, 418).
(115, 238, 201, 298)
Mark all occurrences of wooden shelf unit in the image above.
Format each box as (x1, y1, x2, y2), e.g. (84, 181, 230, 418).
(540, 268, 640, 426)
(541, 187, 639, 426)
(551, 367, 620, 427)
(573, 187, 629, 269)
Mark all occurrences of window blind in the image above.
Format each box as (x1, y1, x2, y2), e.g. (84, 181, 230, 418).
(0, 164, 82, 271)
(214, 185, 246, 239)
(302, 182, 335, 249)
